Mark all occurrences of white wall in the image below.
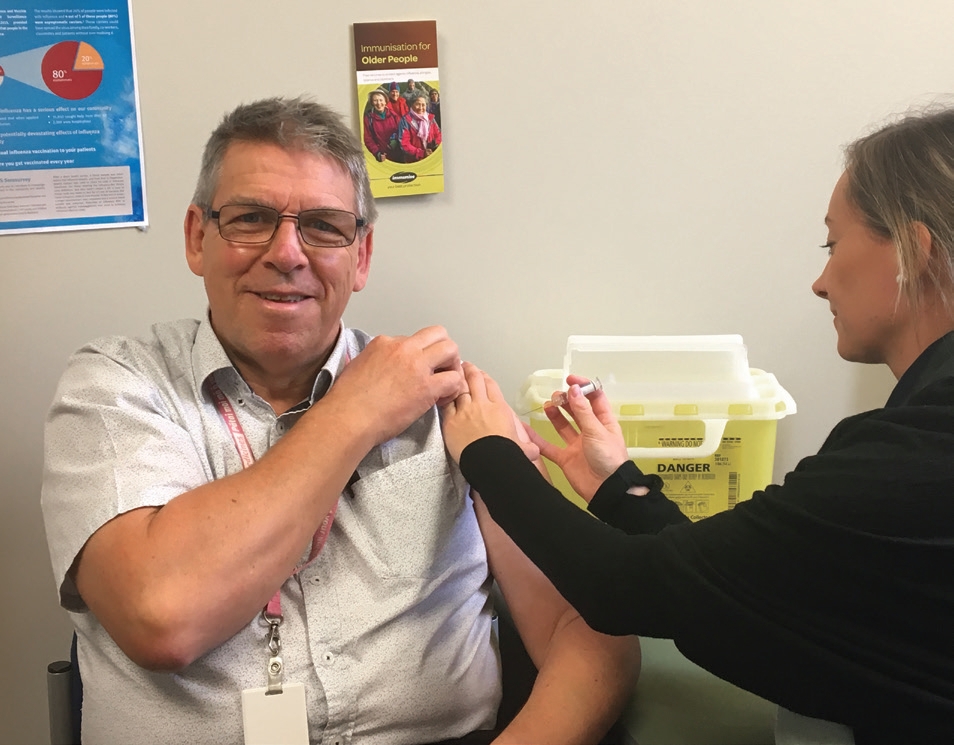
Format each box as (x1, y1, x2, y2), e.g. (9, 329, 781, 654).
(1, 0, 944, 740)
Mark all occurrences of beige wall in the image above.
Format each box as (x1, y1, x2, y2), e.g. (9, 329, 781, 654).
(0, 0, 941, 740)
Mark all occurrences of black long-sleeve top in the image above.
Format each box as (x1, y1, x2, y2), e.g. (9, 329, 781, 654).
(459, 333, 954, 745)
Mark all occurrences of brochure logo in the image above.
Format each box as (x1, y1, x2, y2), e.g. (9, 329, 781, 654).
(390, 172, 418, 183)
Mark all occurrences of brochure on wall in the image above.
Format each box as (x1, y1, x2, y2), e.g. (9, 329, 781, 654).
(0, 0, 146, 235)
(353, 20, 442, 198)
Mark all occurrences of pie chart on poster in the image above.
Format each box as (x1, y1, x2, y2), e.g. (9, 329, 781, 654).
(41, 41, 104, 100)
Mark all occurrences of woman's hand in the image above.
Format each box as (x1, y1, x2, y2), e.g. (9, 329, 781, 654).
(527, 375, 630, 502)
(441, 362, 539, 464)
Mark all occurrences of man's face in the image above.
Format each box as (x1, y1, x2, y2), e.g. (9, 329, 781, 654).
(389, 89, 400, 101)
(184, 141, 372, 377)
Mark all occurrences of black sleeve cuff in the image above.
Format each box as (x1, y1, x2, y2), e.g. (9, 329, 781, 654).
(589, 461, 689, 534)
(590, 461, 663, 505)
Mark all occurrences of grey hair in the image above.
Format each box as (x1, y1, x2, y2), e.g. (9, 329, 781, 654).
(844, 106, 954, 313)
(192, 95, 378, 228)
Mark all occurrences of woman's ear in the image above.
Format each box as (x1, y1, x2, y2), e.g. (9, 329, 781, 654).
(912, 221, 934, 273)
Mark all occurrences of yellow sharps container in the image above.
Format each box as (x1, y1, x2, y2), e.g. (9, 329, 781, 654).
(518, 335, 797, 517)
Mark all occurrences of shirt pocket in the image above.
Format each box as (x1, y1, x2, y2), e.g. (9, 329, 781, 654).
(339, 447, 465, 579)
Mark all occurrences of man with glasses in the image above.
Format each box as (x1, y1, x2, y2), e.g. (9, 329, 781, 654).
(41, 96, 637, 745)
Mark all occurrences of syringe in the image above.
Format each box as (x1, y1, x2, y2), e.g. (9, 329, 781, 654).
(547, 378, 603, 408)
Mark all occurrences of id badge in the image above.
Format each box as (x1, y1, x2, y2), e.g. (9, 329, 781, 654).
(241, 683, 310, 745)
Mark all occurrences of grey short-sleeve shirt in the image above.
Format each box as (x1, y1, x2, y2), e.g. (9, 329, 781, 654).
(41, 317, 500, 745)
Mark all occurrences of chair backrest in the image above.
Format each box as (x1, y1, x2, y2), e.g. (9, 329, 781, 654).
(47, 633, 82, 745)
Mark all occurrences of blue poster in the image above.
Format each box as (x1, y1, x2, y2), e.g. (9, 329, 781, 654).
(0, 0, 146, 234)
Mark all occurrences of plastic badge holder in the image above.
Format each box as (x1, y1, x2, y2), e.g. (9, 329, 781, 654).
(519, 334, 797, 518)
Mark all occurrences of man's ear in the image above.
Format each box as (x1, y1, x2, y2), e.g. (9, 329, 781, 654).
(353, 226, 374, 292)
(184, 204, 208, 277)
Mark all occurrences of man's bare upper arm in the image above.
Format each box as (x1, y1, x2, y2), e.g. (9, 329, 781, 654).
(472, 494, 576, 666)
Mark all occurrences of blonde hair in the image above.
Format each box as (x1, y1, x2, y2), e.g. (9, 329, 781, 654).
(844, 106, 954, 313)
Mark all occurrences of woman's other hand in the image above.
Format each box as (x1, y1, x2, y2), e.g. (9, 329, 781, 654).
(441, 362, 538, 463)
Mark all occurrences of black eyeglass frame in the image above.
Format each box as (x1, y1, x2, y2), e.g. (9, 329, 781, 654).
(205, 204, 368, 248)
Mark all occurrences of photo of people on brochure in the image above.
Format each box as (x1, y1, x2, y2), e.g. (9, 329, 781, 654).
(362, 80, 442, 164)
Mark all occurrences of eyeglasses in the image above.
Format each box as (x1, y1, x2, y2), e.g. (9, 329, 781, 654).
(206, 204, 367, 248)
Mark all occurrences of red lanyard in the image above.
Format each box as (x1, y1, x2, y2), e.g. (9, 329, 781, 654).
(208, 376, 340, 619)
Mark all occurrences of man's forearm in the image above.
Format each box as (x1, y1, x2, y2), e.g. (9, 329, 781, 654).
(73, 392, 375, 670)
(496, 613, 639, 744)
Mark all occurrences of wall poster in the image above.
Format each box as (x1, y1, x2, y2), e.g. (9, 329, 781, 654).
(0, 0, 146, 235)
